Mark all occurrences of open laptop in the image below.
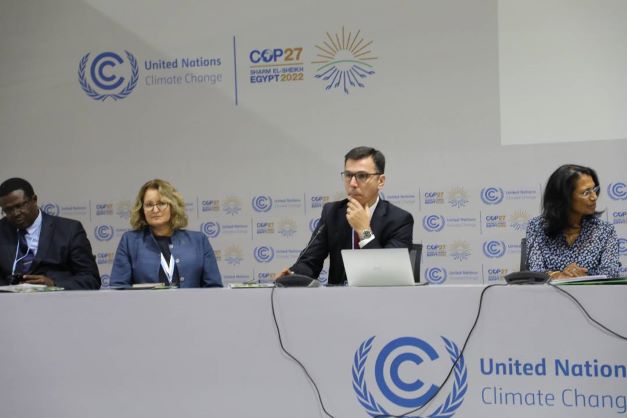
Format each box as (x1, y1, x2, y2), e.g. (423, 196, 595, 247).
(341, 248, 415, 287)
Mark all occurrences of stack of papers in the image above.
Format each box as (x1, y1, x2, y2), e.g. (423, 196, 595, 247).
(0, 283, 64, 293)
(130, 283, 177, 290)
(228, 282, 275, 289)
(552, 275, 627, 285)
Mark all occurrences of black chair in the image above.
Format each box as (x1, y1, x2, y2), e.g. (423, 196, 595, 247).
(520, 237, 529, 271)
(409, 243, 423, 283)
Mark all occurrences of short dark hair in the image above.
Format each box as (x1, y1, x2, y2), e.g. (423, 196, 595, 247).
(0, 178, 35, 199)
(542, 164, 601, 238)
(344, 146, 385, 173)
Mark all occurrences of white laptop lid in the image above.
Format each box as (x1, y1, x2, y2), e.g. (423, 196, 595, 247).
(341, 248, 415, 287)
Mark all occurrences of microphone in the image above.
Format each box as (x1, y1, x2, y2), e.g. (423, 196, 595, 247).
(275, 223, 325, 287)
(294, 223, 325, 265)
(504, 271, 549, 284)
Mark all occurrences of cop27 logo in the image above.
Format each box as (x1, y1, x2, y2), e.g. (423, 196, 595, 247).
(425, 267, 447, 284)
(480, 187, 504, 205)
(78, 51, 139, 101)
(607, 182, 627, 200)
(253, 246, 274, 263)
(252, 195, 273, 212)
(422, 215, 445, 232)
(482, 240, 506, 258)
(94, 225, 114, 241)
(352, 336, 467, 417)
(200, 221, 221, 238)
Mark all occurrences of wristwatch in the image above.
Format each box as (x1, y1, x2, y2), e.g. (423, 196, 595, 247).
(359, 229, 373, 240)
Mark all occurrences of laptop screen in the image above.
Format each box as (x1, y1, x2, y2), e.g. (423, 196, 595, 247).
(341, 248, 415, 287)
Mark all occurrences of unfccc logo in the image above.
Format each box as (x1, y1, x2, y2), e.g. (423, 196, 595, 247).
(78, 51, 139, 101)
(425, 267, 447, 284)
(422, 215, 445, 232)
(94, 225, 114, 241)
(480, 187, 504, 205)
(618, 238, 627, 256)
(253, 246, 275, 263)
(483, 240, 506, 258)
(607, 182, 627, 200)
(252, 195, 273, 212)
(200, 221, 221, 238)
(352, 336, 467, 417)
(40, 202, 60, 216)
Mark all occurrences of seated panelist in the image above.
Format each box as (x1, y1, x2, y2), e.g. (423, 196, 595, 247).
(0, 177, 100, 290)
(526, 164, 619, 280)
(276, 146, 414, 285)
(110, 179, 222, 288)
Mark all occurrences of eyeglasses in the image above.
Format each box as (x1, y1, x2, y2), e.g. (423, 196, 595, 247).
(1, 198, 32, 216)
(341, 171, 382, 183)
(143, 202, 169, 212)
(577, 186, 600, 198)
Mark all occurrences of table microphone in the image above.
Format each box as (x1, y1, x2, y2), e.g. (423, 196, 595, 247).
(275, 224, 325, 287)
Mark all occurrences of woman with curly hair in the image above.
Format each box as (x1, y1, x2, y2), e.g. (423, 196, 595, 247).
(110, 179, 222, 288)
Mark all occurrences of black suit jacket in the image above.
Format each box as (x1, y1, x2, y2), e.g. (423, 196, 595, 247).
(290, 199, 414, 285)
(0, 213, 101, 290)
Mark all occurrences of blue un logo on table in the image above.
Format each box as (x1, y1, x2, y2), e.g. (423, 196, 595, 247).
(352, 336, 467, 417)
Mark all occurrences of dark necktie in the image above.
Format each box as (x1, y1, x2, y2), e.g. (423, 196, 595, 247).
(15, 229, 35, 274)
(353, 231, 360, 249)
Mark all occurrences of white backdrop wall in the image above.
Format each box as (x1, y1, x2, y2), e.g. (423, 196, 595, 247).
(1, 0, 626, 285)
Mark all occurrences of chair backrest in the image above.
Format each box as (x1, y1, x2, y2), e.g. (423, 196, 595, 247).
(520, 237, 529, 271)
(409, 243, 423, 283)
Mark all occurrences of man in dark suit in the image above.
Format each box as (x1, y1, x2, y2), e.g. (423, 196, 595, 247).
(278, 146, 414, 285)
(0, 178, 100, 290)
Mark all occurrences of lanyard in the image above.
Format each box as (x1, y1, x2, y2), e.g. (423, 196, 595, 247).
(160, 253, 175, 284)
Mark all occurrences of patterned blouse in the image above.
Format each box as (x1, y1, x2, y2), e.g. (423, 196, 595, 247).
(525, 215, 619, 278)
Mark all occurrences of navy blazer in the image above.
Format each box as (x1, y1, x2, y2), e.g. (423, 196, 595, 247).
(290, 199, 414, 285)
(0, 213, 101, 290)
(110, 228, 222, 288)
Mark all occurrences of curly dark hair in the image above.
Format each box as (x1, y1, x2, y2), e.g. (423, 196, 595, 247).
(542, 164, 602, 238)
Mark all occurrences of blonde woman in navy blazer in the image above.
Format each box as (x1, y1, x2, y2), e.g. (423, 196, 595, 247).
(110, 179, 222, 288)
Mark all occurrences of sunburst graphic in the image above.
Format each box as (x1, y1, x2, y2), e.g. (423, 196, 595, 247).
(312, 27, 377, 94)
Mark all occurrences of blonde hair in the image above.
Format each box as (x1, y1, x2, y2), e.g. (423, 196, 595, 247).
(130, 179, 188, 230)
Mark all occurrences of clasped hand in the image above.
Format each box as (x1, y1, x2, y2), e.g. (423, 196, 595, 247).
(552, 263, 588, 279)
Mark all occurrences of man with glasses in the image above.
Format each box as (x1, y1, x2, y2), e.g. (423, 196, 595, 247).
(0, 178, 100, 289)
(277, 146, 414, 285)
